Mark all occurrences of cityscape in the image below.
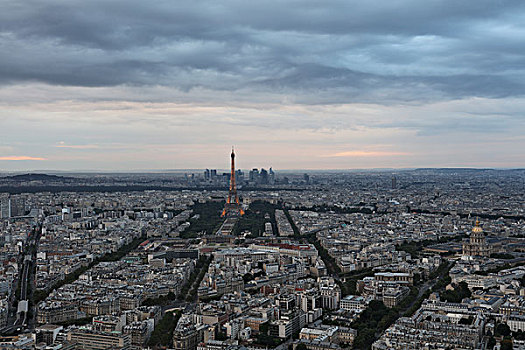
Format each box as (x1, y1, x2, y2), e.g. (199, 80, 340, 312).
(0, 149, 524, 349)
(2, 1, 525, 350)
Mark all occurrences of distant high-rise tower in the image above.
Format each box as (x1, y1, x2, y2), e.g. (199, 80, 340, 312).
(249, 168, 259, 182)
(269, 167, 275, 184)
(260, 168, 269, 184)
(391, 176, 397, 189)
(303, 173, 310, 184)
(0, 195, 10, 219)
(222, 147, 244, 217)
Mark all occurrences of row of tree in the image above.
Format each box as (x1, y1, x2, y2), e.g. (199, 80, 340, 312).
(306, 234, 341, 275)
(352, 262, 453, 348)
(147, 310, 182, 347)
(186, 256, 213, 302)
(33, 235, 146, 304)
(179, 255, 212, 301)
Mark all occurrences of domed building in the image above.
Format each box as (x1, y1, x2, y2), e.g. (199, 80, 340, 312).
(462, 220, 493, 258)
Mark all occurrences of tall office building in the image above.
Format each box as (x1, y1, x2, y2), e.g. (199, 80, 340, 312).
(0, 196, 24, 218)
(249, 169, 257, 182)
(0, 196, 10, 219)
(235, 169, 244, 182)
(303, 173, 310, 184)
(260, 168, 269, 184)
(269, 167, 275, 184)
(10, 197, 26, 217)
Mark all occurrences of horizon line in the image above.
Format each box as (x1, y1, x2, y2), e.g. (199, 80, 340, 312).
(1, 167, 524, 174)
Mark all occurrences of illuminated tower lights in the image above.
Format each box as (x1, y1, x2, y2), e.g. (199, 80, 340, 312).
(221, 147, 245, 217)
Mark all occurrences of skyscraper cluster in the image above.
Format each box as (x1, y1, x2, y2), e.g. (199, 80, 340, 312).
(249, 167, 275, 185)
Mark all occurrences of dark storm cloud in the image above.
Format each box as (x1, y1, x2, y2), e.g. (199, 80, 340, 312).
(1, 0, 525, 102)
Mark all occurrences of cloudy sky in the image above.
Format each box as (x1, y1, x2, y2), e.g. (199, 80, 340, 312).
(1, 0, 524, 171)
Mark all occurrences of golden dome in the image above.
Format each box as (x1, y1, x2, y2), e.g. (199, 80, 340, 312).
(472, 219, 483, 233)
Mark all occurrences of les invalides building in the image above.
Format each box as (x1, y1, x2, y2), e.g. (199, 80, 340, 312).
(462, 219, 502, 258)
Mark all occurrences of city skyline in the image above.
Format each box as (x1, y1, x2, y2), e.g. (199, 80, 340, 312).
(1, 2, 525, 343)
(1, 1, 525, 170)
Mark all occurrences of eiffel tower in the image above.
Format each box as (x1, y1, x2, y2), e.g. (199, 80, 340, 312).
(221, 147, 244, 217)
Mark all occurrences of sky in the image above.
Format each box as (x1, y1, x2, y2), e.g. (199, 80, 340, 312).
(1, 0, 524, 171)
